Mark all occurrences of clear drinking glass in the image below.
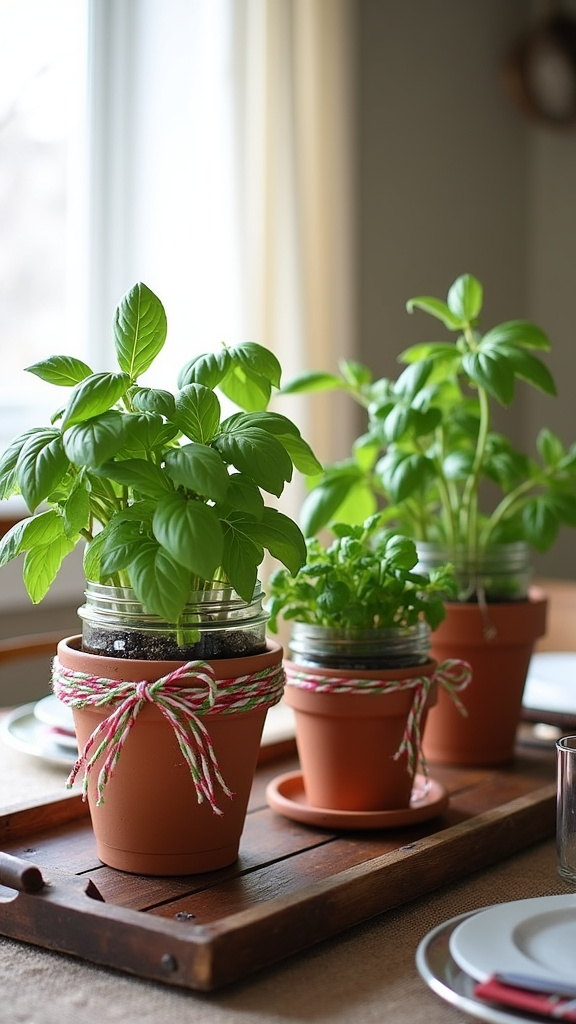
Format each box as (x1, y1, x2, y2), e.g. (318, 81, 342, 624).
(556, 735, 576, 884)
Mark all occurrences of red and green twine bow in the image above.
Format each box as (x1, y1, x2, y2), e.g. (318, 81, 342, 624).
(52, 657, 285, 815)
(285, 659, 471, 778)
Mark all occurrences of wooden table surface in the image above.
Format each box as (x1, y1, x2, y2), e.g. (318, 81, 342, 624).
(0, 577, 574, 1019)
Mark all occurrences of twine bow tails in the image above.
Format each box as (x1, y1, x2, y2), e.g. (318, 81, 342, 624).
(285, 658, 471, 779)
(52, 657, 285, 815)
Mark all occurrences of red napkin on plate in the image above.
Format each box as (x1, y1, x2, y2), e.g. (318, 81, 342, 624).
(475, 977, 576, 1020)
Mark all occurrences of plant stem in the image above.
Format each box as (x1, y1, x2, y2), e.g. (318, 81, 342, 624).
(480, 475, 543, 546)
(434, 424, 457, 545)
(460, 325, 490, 556)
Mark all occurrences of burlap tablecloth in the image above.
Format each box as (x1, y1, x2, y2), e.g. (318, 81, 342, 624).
(0, 733, 571, 1024)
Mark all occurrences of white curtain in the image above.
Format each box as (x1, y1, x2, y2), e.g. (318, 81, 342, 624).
(236, 0, 358, 479)
(86, 0, 357, 492)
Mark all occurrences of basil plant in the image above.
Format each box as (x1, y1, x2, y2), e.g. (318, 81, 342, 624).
(267, 513, 456, 635)
(283, 273, 576, 559)
(0, 283, 322, 620)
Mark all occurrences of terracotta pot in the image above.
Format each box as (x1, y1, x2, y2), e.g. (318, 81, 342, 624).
(56, 636, 283, 875)
(422, 587, 547, 766)
(283, 659, 438, 812)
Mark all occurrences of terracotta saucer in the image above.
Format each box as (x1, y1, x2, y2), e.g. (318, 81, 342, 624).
(265, 770, 448, 830)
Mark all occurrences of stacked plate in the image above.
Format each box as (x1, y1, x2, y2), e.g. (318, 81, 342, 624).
(1, 695, 77, 767)
(522, 652, 576, 725)
(417, 894, 576, 1022)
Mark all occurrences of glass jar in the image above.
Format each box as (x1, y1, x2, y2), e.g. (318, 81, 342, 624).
(415, 541, 531, 603)
(78, 582, 269, 661)
(287, 620, 431, 671)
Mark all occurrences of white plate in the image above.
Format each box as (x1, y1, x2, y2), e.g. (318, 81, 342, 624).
(417, 910, 545, 1024)
(0, 703, 77, 768)
(523, 652, 576, 715)
(34, 694, 75, 733)
(449, 895, 576, 989)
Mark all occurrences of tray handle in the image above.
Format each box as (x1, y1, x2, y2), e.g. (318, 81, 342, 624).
(0, 852, 45, 893)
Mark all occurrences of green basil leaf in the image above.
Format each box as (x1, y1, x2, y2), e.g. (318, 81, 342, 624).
(394, 360, 433, 400)
(411, 406, 442, 436)
(0, 518, 31, 567)
(405, 296, 462, 330)
(481, 320, 551, 351)
(111, 498, 155, 525)
(174, 383, 221, 443)
(339, 359, 373, 388)
(241, 506, 306, 575)
(300, 472, 363, 537)
(214, 428, 292, 496)
(221, 412, 322, 475)
(25, 355, 93, 386)
(61, 372, 131, 429)
(271, 431, 323, 475)
(177, 350, 230, 389)
(22, 535, 75, 603)
(352, 434, 381, 471)
(221, 410, 300, 437)
(443, 450, 474, 480)
(496, 346, 556, 396)
(83, 527, 108, 581)
(487, 451, 526, 489)
(218, 343, 281, 411)
(280, 371, 345, 395)
(446, 274, 483, 322)
(120, 412, 176, 456)
(376, 450, 434, 502)
(317, 581, 350, 615)
(0, 428, 43, 500)
(129, 540, 192, 620)
(547, 491, 576, 526)
(218, 367, 271, 412)
(228, 342, 282, 388)
(399, 342, 459, 365)
(23, 509, 67, 546)
(522, 498, 558, 552)
(382, 533, 418, 570)
(0, 510, 68, 581)
(63, 411, 129, 468)
(130, 387, 176, 418)
(100, 521, 146, 577)
(381, 403, 411, 443)
(16, 430, 69, 511)
(163, 444, 230, 502)
(153, 492, 223, 579)
(223, 474, 265, 518)
(461, 350, 515, 406)
(63, 487, 90, 536)
(114, 282, 168, 379)
(97, 458, 173, 498)
(537, 428, 565, 468)
(325, 481, 377, 527)
(220, 516, 262, 600)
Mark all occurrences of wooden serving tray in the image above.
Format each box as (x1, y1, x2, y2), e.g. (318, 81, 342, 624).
(0, 741, 556, 991)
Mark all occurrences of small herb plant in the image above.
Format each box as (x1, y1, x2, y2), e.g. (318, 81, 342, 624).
(283, 274, 576, 560)
(266, 513, 456, 634)
(0, 282, 322, 620)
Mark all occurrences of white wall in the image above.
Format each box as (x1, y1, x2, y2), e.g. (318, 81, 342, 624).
(526, 126, 576, 577)
(355, 0, 576, 579)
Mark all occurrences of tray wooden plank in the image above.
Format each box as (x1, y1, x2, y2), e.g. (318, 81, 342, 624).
(0, 744, 557, 990)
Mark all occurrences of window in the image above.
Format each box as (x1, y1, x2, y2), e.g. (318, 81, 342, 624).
(0, 0, 243, 460)
(0, 0, 355, 503)
(85, 0, 243, 386)
(0, 0, 88, 453)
